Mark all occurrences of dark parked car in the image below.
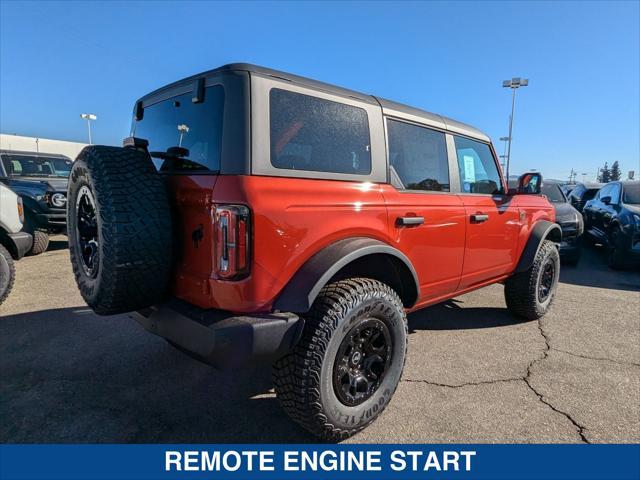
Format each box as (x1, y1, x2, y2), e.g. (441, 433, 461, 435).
(0, 150, 72, 255)
(583, 181, 640, 268)
(560, 183, 577, 196)
(567, 182, 603, 213)
(542, 181, 583, 264)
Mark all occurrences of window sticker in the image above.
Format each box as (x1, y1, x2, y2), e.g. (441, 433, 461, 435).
(463, 155, 476, 182)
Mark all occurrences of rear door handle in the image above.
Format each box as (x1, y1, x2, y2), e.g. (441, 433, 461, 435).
(470, 213, 489, 223)
(396, 216, 424, 227)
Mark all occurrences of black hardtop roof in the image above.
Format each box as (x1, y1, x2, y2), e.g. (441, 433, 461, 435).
(138, 63, 490, 142)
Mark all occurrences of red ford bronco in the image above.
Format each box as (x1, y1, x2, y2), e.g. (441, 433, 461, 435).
(67, 64, 560, 440)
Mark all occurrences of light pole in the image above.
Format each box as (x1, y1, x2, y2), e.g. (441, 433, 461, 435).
(499, 136, 510, 171)
(80, 113, 97, 144)
(502, 78, 528, 182)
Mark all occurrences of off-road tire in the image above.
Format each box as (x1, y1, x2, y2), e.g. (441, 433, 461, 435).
(26, 230, 49, 256)
(67, 145, 172, 315)
(0, 243, 16, 306)
(272, 278, 407, 441)
(505, 240, 560, 320)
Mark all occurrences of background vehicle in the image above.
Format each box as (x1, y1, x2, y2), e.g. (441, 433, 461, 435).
(65, 64, 560, 440)
(0, 150, 72, 255)
(583, 181, 640, 269)
(542, 181, 583, 265)
(0, 183, 33, 305)
(559, 183, 578, 197)
(567, 182, 603, 213)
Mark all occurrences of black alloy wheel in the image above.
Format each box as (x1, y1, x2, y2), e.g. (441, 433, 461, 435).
(76, 185, 99, 278)
(538, 260, 555, 303)
(333, 318, 392, 406)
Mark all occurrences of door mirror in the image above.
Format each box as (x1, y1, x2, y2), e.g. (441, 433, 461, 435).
(600, 195, 611, 205)
(514, 172, 542, 195)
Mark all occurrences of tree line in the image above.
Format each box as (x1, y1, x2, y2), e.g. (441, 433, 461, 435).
(597, 161, 623, 183)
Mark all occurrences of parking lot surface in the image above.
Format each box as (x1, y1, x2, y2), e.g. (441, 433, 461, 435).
(1, 237, 638, 443)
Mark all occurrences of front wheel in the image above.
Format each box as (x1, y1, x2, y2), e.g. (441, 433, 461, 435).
(26, 230, 49, 256)
(505, 240, 560, 320)
(272, 278, 408, 441)
(0, 244, 16, 306)
(607, 226, 627, 270)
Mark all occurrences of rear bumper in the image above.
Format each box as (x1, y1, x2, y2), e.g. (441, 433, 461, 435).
(132, 300, 303, 369)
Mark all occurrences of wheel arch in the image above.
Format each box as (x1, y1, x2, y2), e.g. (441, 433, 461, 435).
(273, 237, 419, 313)
(515, 220, 562, 273)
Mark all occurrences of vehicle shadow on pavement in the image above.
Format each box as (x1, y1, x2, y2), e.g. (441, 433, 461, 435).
(407, 300, 528, 332)
(559, 246, 640, 292)
(46, 237, 69, 252)
(0, 307, 317, 444)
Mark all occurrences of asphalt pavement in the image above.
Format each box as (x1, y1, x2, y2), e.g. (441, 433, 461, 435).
(1, 237, 638, 443)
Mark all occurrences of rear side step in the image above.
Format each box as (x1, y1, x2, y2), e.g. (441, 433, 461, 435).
(132, 300, 303, 369)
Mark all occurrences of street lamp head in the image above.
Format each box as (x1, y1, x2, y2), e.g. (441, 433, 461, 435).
(80, 113, 97, 121)
(502, 78, 529, 89)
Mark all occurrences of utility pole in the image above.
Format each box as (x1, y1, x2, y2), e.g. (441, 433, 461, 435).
(502, 78, 529, 181)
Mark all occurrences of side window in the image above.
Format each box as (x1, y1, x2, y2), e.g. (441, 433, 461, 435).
(596, 184, 611, 200)
(453, 136, 503, 195)
(387, 119, 449, 192)
(269, 89, 371, 175)
(609, 183, 621, 204)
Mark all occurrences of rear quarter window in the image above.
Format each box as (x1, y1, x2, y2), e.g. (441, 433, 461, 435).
(132, 85, 224, 173)
(269, 89, 372, 175)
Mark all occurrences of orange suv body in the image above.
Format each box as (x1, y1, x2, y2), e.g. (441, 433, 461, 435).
(133, 65, 554, 314)
(68, 64, 561, 440)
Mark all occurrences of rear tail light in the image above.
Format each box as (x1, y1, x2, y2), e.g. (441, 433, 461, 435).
(213, 204, 251, 280)
(17, 197, 24, 224)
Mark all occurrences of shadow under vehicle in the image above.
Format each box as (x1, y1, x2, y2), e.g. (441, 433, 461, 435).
(0, 150, 72, 255)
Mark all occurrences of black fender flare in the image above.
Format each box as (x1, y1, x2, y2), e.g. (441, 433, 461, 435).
(515, 220, 562, 273)
(274, 237, 420, 313)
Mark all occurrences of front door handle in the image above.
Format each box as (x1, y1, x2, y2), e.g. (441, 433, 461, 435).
(396, 216, 424, 227)
(470, 213, 489, 223)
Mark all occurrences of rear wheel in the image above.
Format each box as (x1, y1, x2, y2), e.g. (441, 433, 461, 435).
(505, 240, 560, 320)
(67, 145, 172, 315)
(0, 244, 15, 306)
(272, 278, 407, 441)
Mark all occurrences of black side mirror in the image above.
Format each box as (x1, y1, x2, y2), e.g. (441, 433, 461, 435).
(515, 172, 543, 195)
(600, 196, 611, 205)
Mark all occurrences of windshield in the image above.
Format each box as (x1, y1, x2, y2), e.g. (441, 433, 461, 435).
(623, 184, 640, 204)
(132, 85, 224, 173)
(1, 153, 72, 178)
(541, 183, 566, 202)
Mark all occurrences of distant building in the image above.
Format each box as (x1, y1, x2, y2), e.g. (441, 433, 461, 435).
(0, 134, 87, 160)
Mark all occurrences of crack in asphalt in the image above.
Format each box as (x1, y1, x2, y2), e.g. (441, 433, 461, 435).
(524, 317, 590, 443)
(402, 378, 520, 389)
(553, 348, 640, 367)
(402, 317, 593, 443)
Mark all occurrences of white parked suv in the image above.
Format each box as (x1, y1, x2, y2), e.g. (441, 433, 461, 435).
(0, 183, 33, 305)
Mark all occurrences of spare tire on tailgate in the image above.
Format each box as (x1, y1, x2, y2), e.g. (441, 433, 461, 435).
(67, 145, 172, 315)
